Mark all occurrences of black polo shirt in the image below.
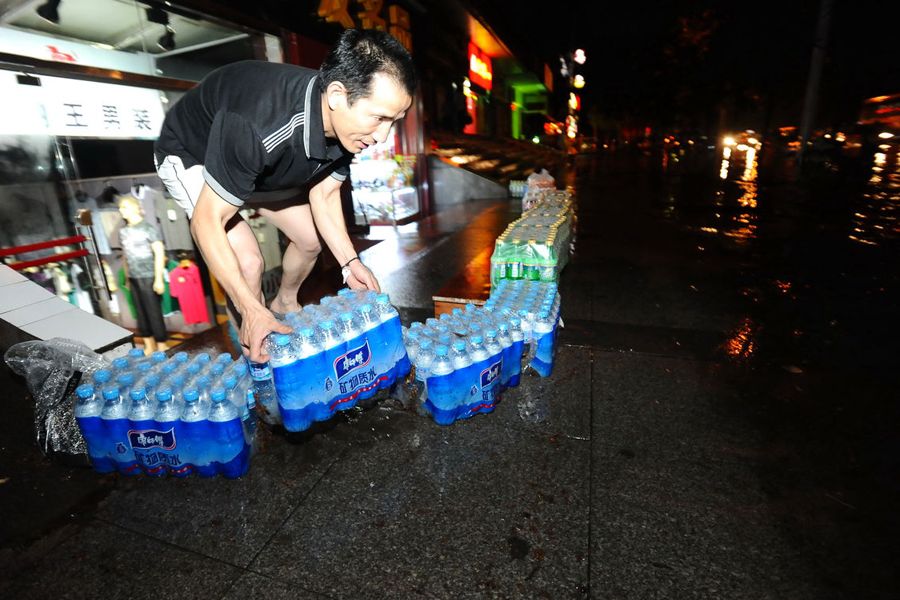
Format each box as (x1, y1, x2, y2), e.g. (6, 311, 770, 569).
(155, 61, 352, 207)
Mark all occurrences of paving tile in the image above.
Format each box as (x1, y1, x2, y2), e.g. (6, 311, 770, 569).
(0, 520, 242, 600)
(473, 345, 592, 442)
(592, 351, 765, 463)
(250, 422, 590, 599)
(93, 427, 347, 568)
(222, 572, 330, 600)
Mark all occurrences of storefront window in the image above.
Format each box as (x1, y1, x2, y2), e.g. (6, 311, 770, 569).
(350, 129, 419, 225)
(0, 0, 278, 343)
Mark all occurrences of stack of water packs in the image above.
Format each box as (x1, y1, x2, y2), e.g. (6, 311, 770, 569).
(265, 289, 410, 432)
(74, 349, 254, 478)
(490, 190, 575, 288)
(404, 280, 562, 425)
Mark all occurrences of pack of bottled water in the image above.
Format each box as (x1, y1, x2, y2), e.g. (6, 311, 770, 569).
(403, 280, 562, 425)
(491, 191, 575, 287)
(262, 289, 410, 432)
(73, 348, 255, 478)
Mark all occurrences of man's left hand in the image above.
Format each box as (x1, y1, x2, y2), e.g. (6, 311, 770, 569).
(345, 259, 380, 292)
(153, 279, 165, 295)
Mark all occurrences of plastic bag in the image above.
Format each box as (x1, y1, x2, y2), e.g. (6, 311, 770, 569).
(4, 338, 109, 462)
(522, 169, 556, 211)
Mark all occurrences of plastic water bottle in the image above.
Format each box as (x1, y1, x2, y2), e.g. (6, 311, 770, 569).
(128, 387, 165, 476)
(404, 330, 422, 364)
(508, 317, 525, 388)
(531, 310, 556, 377)
(208, 387, 248, 479)
(133, 361, 153, 384)
(115, 371, 136, 398)
(248, 359, 279, 426)
(111, 356, 130, 374)
(425, 344, 456, 425)
(317, 319, 343, 414)
(150, 351, 167, 366)
(496, 323, 517, 390)
(128, 347, 146, 363)
(469, 335, 500, 414)
(91, 368, 113, 388)
(100, 386, 139, 476)
(356, 302, 384, 389)
(375, 294, 406, 381)
(413, 338, 434, 406)
(74, 383, 115, 473)
(338, 310, 374, 404)
(179, 387, 215, 477)
(172, 351, 189, 368)
(269, 333, 305, 430)
(154, 386, 185, 476)
(215, 352, 233, 367)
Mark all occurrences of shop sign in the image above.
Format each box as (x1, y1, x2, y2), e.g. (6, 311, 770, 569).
(0, 27, 154, 75)
(317, 0, 412, 53)
(468, 42, 492, 91)
(0, 71, 164, 139)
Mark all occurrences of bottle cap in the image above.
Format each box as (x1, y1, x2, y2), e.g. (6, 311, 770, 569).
(128, 348, 145, 359)
(471, 335, 483, 344)
(130, 387, 146, 401)
(112, 357, 129, 370)
(233, 362, 248, 376)
(156, 386, 173, 402)
(452, 340, 467, 352)
(359, 303, 372, 313)
(216, 352, 232, 364)
(299, 327, 315, 338)
(174, 352, 189, 363)
(211, 388, 227, 402)
(145, 374, 161, 389)
(183, 388, 200, 402)
(75, 383, 94, 399)
(93, 369, 112, 384)
(102, 387, 120, 401)
(117, 372, 135, 386)
(274, 333, 292, 346)
(224, 375, 238, 389)
(137, 362, 152, 373)
(151, 351, 168, 363)
(340, 312, 353, 322)
(196, 353, 211, 364)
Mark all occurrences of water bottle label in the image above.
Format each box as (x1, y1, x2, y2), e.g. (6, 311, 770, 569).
(250, 364, 271, 381)
(333, 339, 372, 379)
(128, 428, 177, 450)
(480, 360, 502, 388)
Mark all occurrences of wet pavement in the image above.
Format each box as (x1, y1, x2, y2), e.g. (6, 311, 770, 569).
(2, 144, 899, 598)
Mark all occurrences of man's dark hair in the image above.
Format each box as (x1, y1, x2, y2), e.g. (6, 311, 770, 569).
(320, 29, 417, 105)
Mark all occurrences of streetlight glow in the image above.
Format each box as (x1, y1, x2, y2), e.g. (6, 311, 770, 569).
(573, 74, 585, 89)
(573, 49, 586, 64)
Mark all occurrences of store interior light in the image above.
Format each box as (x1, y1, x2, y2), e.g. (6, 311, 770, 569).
(157, 26, 176, 51)
(36, 0, 61, 25)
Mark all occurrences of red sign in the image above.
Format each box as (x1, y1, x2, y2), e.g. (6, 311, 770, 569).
(468, 42, 492, 91)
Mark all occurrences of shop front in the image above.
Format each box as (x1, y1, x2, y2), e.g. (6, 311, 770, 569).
(0, 0, 283, 350)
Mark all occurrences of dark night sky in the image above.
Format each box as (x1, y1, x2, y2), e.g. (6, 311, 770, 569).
(469, 0, 899, 131)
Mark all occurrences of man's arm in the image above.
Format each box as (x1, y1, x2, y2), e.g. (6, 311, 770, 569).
(190, 183, 289, 360)
(308, 176, 380, 292)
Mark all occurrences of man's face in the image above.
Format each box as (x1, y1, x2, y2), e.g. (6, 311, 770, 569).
(327, 73, 412, 153)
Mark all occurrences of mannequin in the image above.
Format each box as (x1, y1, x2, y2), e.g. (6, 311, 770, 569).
(117, 195, 169, 354)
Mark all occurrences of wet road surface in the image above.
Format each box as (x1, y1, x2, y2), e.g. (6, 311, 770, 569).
(1, 144, 898, 598)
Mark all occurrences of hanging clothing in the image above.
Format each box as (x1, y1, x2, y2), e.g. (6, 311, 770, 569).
(49, 266, 73, 299)
(117, 267, 137, 320)
(69, 263, 95, 314)
(161, 259, 180, 315)
(131, 184, 159, 230)
(169, 261, 209, 325)
(77, 194, 112, 255)
(129, 277, 168, 342)
(153, 193, 194, 250)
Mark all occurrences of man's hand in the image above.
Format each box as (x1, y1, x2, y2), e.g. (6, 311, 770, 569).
(345, 259, 380, 292)
(153, 278, 165, 295)
(240, 304, 292, 363)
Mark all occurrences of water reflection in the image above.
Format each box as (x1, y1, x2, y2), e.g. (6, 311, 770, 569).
(848, 139, 900, 247)
(723, 316, 757, 360)
(712, 140, 759, 244)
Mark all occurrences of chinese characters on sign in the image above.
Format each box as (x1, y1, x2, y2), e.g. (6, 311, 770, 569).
(468, 43, 492, 91)
(0, 71, 165, 138)
(317, 0, 412, 53)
